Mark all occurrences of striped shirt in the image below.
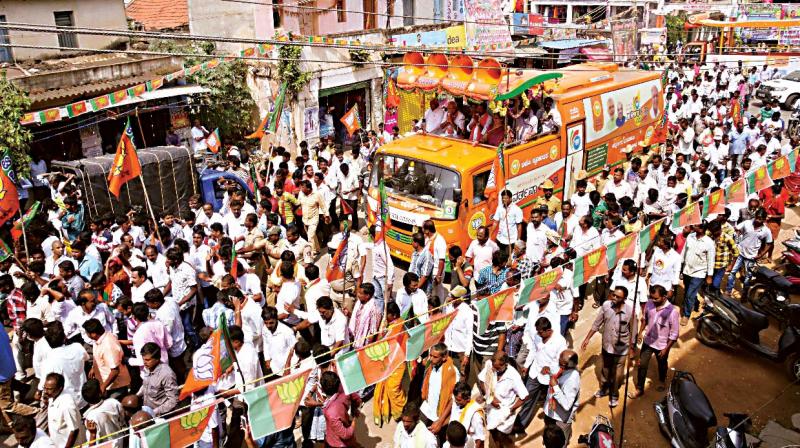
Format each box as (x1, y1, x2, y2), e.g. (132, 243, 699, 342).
(472, 314, 509, 357)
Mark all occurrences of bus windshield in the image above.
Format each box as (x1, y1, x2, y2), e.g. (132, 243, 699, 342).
(372, 154, 461, 219)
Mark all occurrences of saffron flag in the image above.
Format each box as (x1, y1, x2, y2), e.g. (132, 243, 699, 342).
(11, 201, 40, 241)
(638, 218, 664, 253)
(386, 78, 400, 108)
(483, 144, 506, 213)
(141, 401, 219, 448)
(724, 177, 746, 204)
(572, 246, 609, 289)
(326, 229, 349, 282)
(66, 101, 88, 118)
(335, 336, 406, 394)
(89, 95, 111, 111)
(746, 165, 774, 194)
(475, 287, 516, 334)
(247, 82, 287, 139)
(179, 317, 235, 400)
(340, 196, 354, 215)
(0, 166, 20, 227)
(405, 311, 456, 361)
(0, 239, 12, 262)
(518, 267, 563, 308)
(340, 105, 362, 137)
(243, 369, 312, 439)
(768, 153, 795, 181)
(37, 108, 61, 123)
(702, 189, 726, 218)
(108, 120, 142, 198)
(606, 233, 637, 269)
(671, 202, 702, 229)
(205, 128, 222, 154)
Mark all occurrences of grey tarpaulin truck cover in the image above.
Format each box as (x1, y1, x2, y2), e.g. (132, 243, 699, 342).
(51, 146, 198, 220)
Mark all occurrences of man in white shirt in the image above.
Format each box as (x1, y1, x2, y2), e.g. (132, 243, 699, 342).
(164, 248, 200, 349)
(677, 119, 695, 156)
(515, 316, 567, 431)
(602, 167, 633, 201)
(13, 414, 56, 448)
(143, 246, 169, 291)
(39, 324, 90, 409)
(229, 325, 263, 392)
(491, 190, 524, 252)
(338, 163, 360, 230)
(424, 98, 447, 134)
(394, 404, 438, 448)
(316, 296, 346, 350)
(81, 379, 125, 448)
(726, 209, 773, 297)
(681, 223, 715, 326)
(396, 272, 429, 323)
(647, 236, 681, 295)
(526, 209, 549, 264)
(44, 372, 84, 448)
(609, 259, 648, 310)
(130, 266, 154, 303)
(144, 289, 188, 380)
(465, 227, 498, 275)
(444, 286, 474, 376)
(190, 119, 210, 157)
(543, 350, 581, 446)
(232, 286, 265, 350)
(261, 306, 297, 378)
(449, 382, 485, 448)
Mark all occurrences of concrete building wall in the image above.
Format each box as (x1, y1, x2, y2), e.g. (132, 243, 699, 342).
(0, 0, 128, 60)
(187, 0, 275, 54)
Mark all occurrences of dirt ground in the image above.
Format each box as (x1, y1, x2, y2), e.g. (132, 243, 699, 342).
(351, 209, 800, 448)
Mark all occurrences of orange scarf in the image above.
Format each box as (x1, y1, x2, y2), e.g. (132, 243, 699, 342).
(421, 357, 458, 418)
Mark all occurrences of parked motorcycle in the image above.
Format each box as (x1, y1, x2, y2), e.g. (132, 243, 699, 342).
(744, 264, 800, 327)
(578, 415, 615, 448)
(655, 370, 752, 448)
(696, 289, 800, 381)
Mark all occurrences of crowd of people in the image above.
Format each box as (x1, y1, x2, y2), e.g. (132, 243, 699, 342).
(0, 58, 795, 448)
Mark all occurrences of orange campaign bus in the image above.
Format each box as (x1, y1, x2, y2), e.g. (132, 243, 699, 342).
(366, 57, 663, 263)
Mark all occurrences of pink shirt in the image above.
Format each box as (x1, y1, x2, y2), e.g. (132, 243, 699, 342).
(94, 332, 131, 389)
(465, 239, 499, 274)
(131, 320, 172, 367)
(323, 388, 362, 447)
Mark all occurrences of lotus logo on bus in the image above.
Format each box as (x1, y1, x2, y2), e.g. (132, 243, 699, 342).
(511, 159, 520, 175)
(549, 145, 559, 160)
(277, 376, 306, 405)
(593, 99, 602, 117)
(431, 315, 453, 336)
(180, 407, 209, 430)
(468, 212, 487, 240)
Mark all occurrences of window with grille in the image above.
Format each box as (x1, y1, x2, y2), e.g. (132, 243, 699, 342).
(53, 11, 77, 49)
(337, 0, 346, 22)
(0, 16, 11, 62)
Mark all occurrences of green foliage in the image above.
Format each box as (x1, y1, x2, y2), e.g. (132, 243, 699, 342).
(148, 40, 256, 142)
(349, 49, 371, 64)
(666, 12, 687, 47)
(0, 75, 32, 179)
(277, 40, 312, 97)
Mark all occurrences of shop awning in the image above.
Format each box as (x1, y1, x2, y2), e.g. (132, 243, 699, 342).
(580, 46, 612, 61)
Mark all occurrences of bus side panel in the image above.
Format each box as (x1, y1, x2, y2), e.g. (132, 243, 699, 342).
(505, 137, 566, 213)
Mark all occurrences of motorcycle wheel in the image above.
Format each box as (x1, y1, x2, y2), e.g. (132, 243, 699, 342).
(696, 318, 724, 347)
(786, 353, 800, 382)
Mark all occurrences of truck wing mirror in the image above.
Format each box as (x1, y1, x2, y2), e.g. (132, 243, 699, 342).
(453, 188, 462, 204)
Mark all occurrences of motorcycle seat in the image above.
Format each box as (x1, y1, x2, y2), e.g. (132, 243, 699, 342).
(676, 377, 717, 427)
(756, 266, 783, 281)
(722, 297, 769, 330)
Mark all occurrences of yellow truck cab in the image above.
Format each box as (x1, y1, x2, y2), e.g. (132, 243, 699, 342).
(367, 58, 664, 264)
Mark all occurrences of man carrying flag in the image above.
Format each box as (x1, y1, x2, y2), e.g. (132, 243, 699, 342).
(108, 119, 142, 198)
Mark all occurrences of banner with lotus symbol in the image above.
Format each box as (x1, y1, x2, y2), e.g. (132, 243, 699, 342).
(572, 246, 608, 289)
(243, 368, 312, 439)
(405, 311, 457, 361)
(336, 336, 406, 394)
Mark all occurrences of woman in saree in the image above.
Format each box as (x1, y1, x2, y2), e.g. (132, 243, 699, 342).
(373, 301, 408, 426)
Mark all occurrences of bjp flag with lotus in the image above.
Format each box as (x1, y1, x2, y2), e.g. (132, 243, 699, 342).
(108, 119, 142, 198)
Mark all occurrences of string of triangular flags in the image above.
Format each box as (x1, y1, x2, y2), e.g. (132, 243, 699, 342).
(21, 27, 525, 126)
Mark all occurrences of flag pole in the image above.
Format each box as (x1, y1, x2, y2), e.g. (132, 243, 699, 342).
(617, 250, 645, 448)
(138, 176, 164, 248)
(17, 209, 29, 259)
(135, 108, 149, 148)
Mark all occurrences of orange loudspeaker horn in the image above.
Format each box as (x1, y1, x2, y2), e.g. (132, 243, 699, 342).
(467, 58, 502, 100)
(397, 52, 425, 90)
(415, 53, 449, 90)
(442, 55, 474, 96)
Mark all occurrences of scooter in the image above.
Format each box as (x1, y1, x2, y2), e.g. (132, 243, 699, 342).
(696, 289, 800, 381)
(578, 415, 615, 448)
(744, 264, 800, 326)
(654, 370, 752, 448)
